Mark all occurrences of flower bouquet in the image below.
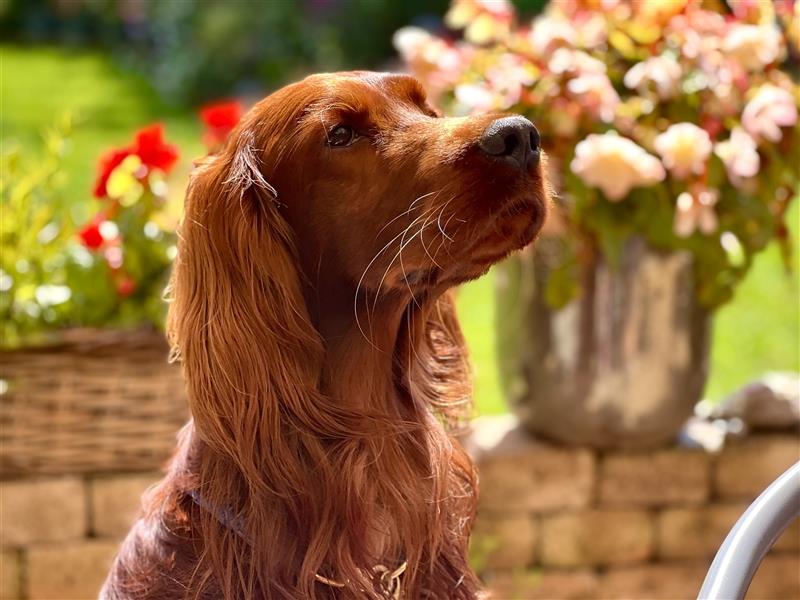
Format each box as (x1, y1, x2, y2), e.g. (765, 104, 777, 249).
(396, 0, 799, 447)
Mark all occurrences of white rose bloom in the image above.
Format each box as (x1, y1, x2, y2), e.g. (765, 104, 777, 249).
(571, 133, 665, 201)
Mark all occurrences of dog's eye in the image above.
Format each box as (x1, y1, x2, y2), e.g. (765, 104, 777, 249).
(327, 125, 357, 147)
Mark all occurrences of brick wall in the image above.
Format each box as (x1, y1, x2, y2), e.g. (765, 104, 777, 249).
(1, 421, 797, 599)
(468, 415, 800, 600)
(1, 473, 160, 599)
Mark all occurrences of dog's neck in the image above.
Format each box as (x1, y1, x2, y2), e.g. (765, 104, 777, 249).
(302, 279, 436, 557)
(305, 273, 423, 409)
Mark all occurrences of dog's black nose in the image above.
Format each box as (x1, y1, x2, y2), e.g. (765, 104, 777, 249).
(478, 116, 540, 171)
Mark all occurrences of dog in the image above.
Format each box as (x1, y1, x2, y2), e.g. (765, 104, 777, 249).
(102, 71, 547, 599)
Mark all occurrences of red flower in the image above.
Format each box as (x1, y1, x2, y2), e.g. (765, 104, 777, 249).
(78, 219, 104, 250)
(116, 277, 137, 297)
(200, 101, 244, 149)
(133, 124, 179, 173)
(700, 116, 724, 140)
(93, 147, 133, 198)
(91, 124, 179, 199)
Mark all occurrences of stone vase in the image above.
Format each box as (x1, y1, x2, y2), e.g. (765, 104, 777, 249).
(496, 235, 711, 449)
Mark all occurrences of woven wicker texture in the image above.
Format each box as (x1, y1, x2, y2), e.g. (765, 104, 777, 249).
(1, 329, 188, 478)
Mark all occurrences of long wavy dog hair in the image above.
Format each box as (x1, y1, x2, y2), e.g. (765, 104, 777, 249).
(165, 80, 480, 599)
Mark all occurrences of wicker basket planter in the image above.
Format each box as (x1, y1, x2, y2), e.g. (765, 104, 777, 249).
(1, 328, 188, 478)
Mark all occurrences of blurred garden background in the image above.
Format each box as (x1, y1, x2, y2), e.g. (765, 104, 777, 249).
(3, 0, 798, 414)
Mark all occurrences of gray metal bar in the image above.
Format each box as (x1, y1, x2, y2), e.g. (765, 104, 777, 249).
(698, 461, 800, 600)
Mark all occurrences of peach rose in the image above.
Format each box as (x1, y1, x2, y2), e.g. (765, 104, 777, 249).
(548, 48, 619, 122)
(741, 84, 798, 143)
(654, 123, 713, 179)
(454, 53, 537, 114)
(723, 24, 782, 71)
(528, 12, 606, 56)
(571, 133, 665, 201)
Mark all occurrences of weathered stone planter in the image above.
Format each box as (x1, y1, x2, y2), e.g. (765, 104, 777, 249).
(496, 236, 711, 449)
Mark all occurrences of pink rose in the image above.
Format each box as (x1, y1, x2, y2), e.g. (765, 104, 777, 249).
(566, 72, 620, 123)
(624, 55, 683, 100)
(528, 16, 576, 56)
(674, 189, 719, 238)
(393, 27, 471, 99)
(741, 84, 798, 143)
(714, 127, 760, 187)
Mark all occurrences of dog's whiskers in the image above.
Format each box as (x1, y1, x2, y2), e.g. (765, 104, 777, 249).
(354, 203, 439, 346)
(433, 205, 463, 262)
(374, 191, 437, 239)
(370, 204, 440, 322)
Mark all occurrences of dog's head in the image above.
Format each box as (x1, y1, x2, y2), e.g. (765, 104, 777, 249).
(226, 71, 548, 302)
(260, 72, 547, 293)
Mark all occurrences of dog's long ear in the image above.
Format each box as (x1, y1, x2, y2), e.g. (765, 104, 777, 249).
(167, 117, 324, 463)
(165, 114, 327, 595)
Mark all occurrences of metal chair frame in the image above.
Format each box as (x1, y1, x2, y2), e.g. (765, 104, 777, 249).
(698, 461, 800, 600)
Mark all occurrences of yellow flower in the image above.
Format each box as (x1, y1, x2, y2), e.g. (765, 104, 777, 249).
(636, 0, 689, 25)
(445, 0, 513, 44)
(106, 154, 145, 206)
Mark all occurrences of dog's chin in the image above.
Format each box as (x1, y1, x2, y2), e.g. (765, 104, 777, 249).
(470, 195, 544, 260)
(383, 192, 545, 292)
(430, 194, 545, 287)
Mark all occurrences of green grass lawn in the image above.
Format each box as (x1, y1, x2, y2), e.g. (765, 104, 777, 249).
(4, 45, 798, 415)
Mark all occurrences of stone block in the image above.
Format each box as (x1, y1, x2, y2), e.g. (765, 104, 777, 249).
(657, 503, 746, 559)
(1, 478, 85, 545)
(715, 435, 799, 499)
(540, 510, 654, 567)
(471, 513, 537, 572)
(600, 448, 710, 507)
(471, 418, 595, 513)
(774, 517, 800, 552)
(598, 563, 707, 599)
(484, 569, 599, 600)
(748, 553, 800, 600)
(0, 550, 21, 600)
(90, 472, 160, 536)
(26, 540, 119, 600)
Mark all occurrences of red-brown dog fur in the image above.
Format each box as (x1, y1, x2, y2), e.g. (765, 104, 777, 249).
(103, 72, 547, 599)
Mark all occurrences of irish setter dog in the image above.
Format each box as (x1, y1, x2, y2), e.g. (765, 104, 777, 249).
(103, 72, 547, 600)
